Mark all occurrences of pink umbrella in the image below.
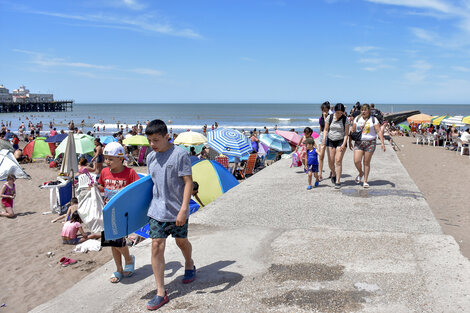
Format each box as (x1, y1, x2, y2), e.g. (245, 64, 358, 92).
(275, 130, 302, 145)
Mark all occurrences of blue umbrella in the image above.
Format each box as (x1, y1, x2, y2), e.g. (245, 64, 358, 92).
(44, 133, 68, 143)
(100, 135, 118, 145)
(259, 134, 291, 152)
(207, 128, 252, 157)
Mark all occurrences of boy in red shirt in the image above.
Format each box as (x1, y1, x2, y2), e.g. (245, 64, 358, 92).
(97, 142, 139, 283)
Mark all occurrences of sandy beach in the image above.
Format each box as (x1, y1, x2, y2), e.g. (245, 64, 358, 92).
(0, 136, 469, 312)
(394, 136, 470, 259)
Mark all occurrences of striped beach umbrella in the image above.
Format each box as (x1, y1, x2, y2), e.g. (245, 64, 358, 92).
(441, 116, 465, 127)
(462, 116, 470, 125)
(407, 113, 433, 124)
(431, 115, 449, 126)
(174, 131, 207, 146)
(191, 159, 239, 207)
(207, 128, 252, 157)
(259, 134, 292, 152)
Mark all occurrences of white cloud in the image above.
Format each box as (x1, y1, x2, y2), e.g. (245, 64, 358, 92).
(130, 68, 163, 76)
(405, 60, 432, 82)
(410, 27, 438, 42)
(365, 0, 453, 13)
(358, 57, 396, 71)
(122, 0, 146, 10)
(412, 60, 432, 70)
(353, 46, 379, 53)
(452, 65, 470, 72)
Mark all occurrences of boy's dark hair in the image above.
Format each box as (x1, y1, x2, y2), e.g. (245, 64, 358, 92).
(7, 174, 16, 181)
(70, 197, 78, 204)
(303, 127, 313, 134)
(145, 119, 168, 136)
(334, 103, 345, 112)
(304, 138, 315, 145)
(193, 181, 199, 191)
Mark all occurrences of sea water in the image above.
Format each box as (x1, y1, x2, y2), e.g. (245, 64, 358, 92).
(1, 103, 469, 134)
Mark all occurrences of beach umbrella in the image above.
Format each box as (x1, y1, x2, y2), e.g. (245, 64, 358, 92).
(442, 116, 465, 127)
(45, 133, 68, 143)
(177, 143, 205, 154)
(174, 131, 208, 146)
(431, 115, 449, 126)
(407, 113, 433, 124)
(191, 159, 239, 207)
(100, 136, 118, 145)
(122, 135, 149, 146)
(0, 140, 14, 153)
(60, 132, 78, 175)
(207, 128, 252, 157)
(275, 130, 302, 145)
(0, 149, 30, 180)
(257, 142, 270, 156)
(398, 124, 410, 131)
(462, 116, 470, 125)
(23, 138, 53, 159)
(55, 134, 95, 157)
(259, 134, 292, 152)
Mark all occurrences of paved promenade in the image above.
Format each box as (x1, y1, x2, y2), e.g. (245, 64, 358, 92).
(32, 145, 470, 313)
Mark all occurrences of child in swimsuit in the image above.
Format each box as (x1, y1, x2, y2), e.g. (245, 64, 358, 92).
(61, 211, 88, 244)
(1, 174, 16, 218)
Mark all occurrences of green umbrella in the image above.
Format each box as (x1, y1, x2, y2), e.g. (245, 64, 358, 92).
(122, 135, 149, 146)
(398, 124, 410, 131)
(55, 134, 95, 157)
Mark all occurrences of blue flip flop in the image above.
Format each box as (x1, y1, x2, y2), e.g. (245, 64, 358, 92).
(123, 255, 135, 277)
(110, 272, 123, 283)
(182, 266, 196, 284)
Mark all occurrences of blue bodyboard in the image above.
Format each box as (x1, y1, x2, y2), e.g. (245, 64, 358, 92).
(103, 175, 153, 240)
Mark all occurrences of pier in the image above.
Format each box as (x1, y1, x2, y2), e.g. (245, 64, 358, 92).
(384, 110, 420, 124)
(0, 100, 73, 113)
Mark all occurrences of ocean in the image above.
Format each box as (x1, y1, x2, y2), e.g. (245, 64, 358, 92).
(1, 103, 470, 134)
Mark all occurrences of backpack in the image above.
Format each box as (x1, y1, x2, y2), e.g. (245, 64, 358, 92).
(290, 152, 302, 168)
(328, 114, 347, 130)
(370, 109, 384, 125)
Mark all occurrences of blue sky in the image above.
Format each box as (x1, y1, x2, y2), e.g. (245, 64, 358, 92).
(1, 0, 470, 104)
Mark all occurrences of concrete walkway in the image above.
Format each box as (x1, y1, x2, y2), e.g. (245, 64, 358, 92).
(32, 145, 470, 313)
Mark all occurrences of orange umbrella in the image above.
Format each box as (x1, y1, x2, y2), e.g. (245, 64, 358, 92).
(407, 113, 433, 124)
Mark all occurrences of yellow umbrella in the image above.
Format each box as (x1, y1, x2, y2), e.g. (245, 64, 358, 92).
(462, 115, 470, 125)
(174, 131, 208, 146)
(122, 135, 149, 146)
(407, 113, 433, 124)
(431, 115, 449, 126)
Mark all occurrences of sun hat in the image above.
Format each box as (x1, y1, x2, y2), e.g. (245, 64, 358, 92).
(103, 142, 128, 160)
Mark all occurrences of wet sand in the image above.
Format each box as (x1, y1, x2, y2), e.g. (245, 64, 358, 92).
(393, 136, 470, 259)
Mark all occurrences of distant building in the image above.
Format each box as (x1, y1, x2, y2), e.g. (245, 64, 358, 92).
(11, 85, 54, 103)
(0, 85, 13, 103)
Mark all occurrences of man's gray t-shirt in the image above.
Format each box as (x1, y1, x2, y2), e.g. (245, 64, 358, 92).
(146, 145, 192, 222)
(326, 114, 350, 141)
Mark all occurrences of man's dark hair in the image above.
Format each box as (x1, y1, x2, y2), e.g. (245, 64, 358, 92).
(370, 103, 375, 108)
(145, 119, 168, 136)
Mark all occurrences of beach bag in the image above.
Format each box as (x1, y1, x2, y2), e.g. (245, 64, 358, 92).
(78, 186, 104, 233)
(290, 152, 302, 168)
(351, 116, 373, 141)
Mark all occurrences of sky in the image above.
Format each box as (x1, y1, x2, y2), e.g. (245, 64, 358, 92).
(1, 0, 470, 104)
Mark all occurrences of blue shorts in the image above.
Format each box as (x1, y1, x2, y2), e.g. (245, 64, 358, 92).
(307, 164, 319, 173)
(149, 218, 189, 239)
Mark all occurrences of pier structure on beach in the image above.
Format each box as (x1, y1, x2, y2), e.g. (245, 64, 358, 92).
(384, 110, 420, 124)
(0, 100, 73, 113)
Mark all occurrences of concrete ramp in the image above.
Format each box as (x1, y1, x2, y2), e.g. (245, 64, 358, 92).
(31, 145, 470, 313)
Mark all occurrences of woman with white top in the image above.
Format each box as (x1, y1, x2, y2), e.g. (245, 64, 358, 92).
(350, 104, 386, 188)
(322, 103, 350, 189)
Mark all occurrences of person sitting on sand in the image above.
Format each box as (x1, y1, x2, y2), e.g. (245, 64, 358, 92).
(51, 197, 79, 223)
(14, 149, 30, 164)
(0, 174, 16, 218)
(61, 211, 88, 245)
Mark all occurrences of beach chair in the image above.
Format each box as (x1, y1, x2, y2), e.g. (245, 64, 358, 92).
(456, 139, 469, 156)
(57, 180, 73, 214)
(137, 146, 148, 165)
(415, 134, 425, 145)
(215, 155, 229, 170)
(238, 153, 257, 179)
(127, 153, 139, 166)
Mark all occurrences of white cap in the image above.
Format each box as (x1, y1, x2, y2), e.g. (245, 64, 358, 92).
(103, 142, 128, 160)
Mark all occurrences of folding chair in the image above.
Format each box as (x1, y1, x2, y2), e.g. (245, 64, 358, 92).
(215, 155, 229, 170)
(238, 153, 257, 179)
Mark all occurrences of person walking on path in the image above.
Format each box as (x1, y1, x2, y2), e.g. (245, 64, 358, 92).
(349, 104, 386, 188)
(296, 127, 314, 169)
(145, 119, 195, 311)
(317, 101, 330, 180)
(304, 138, 320, 190)
(322, 103, 350, 189)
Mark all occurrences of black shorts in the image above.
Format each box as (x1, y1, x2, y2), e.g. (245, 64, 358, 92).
(326, 138, 344, 148)
(100, 231, 126, 247)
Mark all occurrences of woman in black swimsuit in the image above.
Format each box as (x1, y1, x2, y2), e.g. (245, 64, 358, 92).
(91, 138, 104, 175)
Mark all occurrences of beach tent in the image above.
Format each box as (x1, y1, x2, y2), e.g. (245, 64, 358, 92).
(441, 116, 465, 127)
(174, 131, 208, 146)
(60, 132, 79, 175)
(431, 115, 450, 126)
(462, 116, 470, 125)
(207, 128, 252, 157)
(122, 135, 149, 146)
(0, 140, 15, 153)
(23, 138, 53, 159)
(259, 134, 292, 152)
(191, 159, 239, 207)
(407, 114, 433, 124)
(55, 134, 95, 158)
(0, 149, 30, 180)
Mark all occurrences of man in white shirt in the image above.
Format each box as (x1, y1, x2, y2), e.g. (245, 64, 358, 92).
(461, 129, 470, 143)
